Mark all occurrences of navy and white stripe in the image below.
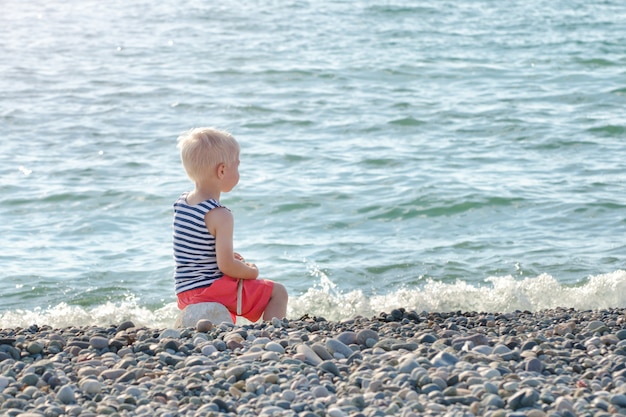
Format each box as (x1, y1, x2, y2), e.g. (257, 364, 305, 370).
(173, 193, 226, 294)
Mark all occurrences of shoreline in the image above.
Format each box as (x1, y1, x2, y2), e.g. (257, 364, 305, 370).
(1, 307, 625, 417)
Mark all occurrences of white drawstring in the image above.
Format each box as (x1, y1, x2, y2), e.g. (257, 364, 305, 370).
(237, 279, 243, 316)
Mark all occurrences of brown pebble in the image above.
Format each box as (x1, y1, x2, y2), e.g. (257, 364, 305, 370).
(196, 319, 214, 333)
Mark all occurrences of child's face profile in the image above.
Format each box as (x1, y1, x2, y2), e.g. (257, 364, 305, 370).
(222, 156, 240, 192)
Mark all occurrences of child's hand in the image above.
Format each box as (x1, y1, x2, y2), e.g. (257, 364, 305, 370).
(234, 252, 244, 262)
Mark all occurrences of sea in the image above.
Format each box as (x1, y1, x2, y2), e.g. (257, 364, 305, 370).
(1, 0, 625, 328)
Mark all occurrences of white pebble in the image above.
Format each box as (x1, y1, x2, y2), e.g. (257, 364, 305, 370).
(159, 329, 181, 339)
(328, 406, 348, 417)
(265, 341, 285, 354)
(79, 379, 102, 394)
(201, 344, 217, 356)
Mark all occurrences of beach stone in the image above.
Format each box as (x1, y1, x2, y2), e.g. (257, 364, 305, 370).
(616, 329, 626, 340)
(117, 321, 135, 331)
(525, 358, 543, 373)
(175, 302, 234, 328)
(337, 331, 357, 345)
(492, 344, 512, 355)
(327, 406, 348, 417)
(159, 328, 181, 339)
(89, 336, 109, 350)
(326, 338, 353, 358)
(20, 374, 40, 386)
(0, 376, 11, 391)
(472, 345, 493, 355)
(356, 329, 379, 345)
(265, 341, 285, 354)
(392, 341, 418, 351)
(296, 344, 322, 365)
(101, 369, 126, 380)
(419, 333, 437, 344)
(422, 383, 442, 394)
(80, 379, 102, 394)
(398, 358, 420, 374)
(196, 319, 214, 333)
(507, 388, 539, 410)
(432, 351, 459, 367)
(481, 393, 505, 408)
(554, 322, 576, 336)
(201, 344, 217, 355)
(312, 343, 333, 361)
(57, 384, 76, 404)
(520, 341, 537, 351)
(27, 341, 44, 354)
(587, 320, 609, 333)
(312, 385, 330, 398)
(610, 394, 626, 407)
(319, 360, 341, 376)
(453, 334, 490, 347)
(261, 351, 279, 362)
(600, 334, 619, 345)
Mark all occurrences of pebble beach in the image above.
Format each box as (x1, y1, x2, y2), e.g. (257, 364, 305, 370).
(1, 308, 626, 417)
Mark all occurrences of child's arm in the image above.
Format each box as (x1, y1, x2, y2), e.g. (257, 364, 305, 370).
(206, 208, 259, 280)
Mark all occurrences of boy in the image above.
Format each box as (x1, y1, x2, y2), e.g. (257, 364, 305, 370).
(173, 127, 288, 322)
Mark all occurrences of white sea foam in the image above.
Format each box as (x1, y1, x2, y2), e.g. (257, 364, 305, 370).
(289, 269, 626, 321)
(1, 270, 624, 328)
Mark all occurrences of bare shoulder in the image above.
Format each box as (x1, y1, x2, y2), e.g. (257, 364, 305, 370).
(205, 207, 233, 235)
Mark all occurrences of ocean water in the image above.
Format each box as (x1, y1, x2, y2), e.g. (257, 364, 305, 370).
(1, 0, 625, 328)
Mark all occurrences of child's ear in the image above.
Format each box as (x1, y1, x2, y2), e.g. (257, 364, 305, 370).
(216, 163, 226, 178)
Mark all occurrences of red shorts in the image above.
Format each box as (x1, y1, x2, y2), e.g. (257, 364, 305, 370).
(177, 276, 274, 322)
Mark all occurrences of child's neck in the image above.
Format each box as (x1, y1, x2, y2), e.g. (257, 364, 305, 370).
(187, 185, 220, 205)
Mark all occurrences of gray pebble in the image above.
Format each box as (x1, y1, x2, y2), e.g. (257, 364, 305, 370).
(525, 358, 543, 373)
(610, 394, 626, 407)
(312, 385, 330, 398)
(507, 388, 539, 410)
(20, 373, 40, 386)
(356, 329, 379, 345)
(89, 336, 109, 350)
(311, 343, 333, 360)
(432, 351, 459, 367)
(27, 341, 44, 354)
(319, 360, 341, 376)
(337, 331, 357, 345)
(326, 338, 353, 358)
(57, 384, 76, 404)
(419, 333, 437, 344)
(421, 383, 442, 394)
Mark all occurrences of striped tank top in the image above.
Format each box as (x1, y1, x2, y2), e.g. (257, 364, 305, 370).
(173, 193, 227, 294)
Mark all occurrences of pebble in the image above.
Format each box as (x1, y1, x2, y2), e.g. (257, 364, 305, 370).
(79, 378, 102, 394)
(0, 308, 625, 417)
(57, 384, 76, 404)
(325, 338, 353, 358)
(525, 358, 543, 373)
(356, 329, 379, 345)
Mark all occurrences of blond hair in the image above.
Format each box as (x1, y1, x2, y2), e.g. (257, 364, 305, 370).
(177, 127, 240, 182)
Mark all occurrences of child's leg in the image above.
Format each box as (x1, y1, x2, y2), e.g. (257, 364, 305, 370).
(263, 282, 288, 320)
